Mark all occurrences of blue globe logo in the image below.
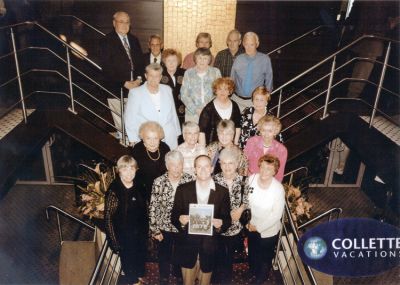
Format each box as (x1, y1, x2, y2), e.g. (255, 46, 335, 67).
(304, 237, 327, 260)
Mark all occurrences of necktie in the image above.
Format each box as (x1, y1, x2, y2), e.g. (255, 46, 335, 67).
(154, 57, 157, 63)
(123, 37, 134, 71)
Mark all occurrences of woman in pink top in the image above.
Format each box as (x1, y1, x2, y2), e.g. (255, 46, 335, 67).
(243, 115, 287, 181)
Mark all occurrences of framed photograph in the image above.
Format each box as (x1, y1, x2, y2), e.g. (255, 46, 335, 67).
(188, 204, 214, 236)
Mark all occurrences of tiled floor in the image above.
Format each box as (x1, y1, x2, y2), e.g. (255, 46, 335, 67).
(0, 109, 35, 140)
(359, 115, 400, 146)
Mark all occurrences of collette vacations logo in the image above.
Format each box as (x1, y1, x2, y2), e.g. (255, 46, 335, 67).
(298, 218, 400, 277)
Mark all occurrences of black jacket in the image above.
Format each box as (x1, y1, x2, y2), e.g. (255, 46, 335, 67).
(171, 181, 231, 272)
(101, 31, 144, 96)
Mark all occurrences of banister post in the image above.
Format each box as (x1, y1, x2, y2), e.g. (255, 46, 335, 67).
(322, 55, 336, 119)
(10, 27, 27, 123)
(369, 41, 391, 128)
(66, 46, 77, 114)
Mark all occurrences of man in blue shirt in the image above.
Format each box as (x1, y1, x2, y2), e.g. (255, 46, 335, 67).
(231, 32, 273, 111)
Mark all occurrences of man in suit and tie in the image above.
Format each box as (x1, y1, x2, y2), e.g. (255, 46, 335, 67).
(143, 34, 164, 66)
(101, 11, 144, 138)
(171, 155, 231, 285)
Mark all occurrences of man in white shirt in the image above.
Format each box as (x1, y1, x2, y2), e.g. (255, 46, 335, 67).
(171, 155, 231, 285)
(143, 34, 164, 67)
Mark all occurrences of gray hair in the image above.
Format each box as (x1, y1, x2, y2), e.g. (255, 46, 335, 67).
(217, 119, 235, 134)
(113, 11, 130, 21)
(243, 31, 259, 46)
(148, 34, 162, 44)
(182, 121, 200, 133)
(145, 63, 163, 74)
(226, 29, 242, 42)
(165, 150, 184, 165)
(139, 121, 165, 140)
(219, 146, 240, 163)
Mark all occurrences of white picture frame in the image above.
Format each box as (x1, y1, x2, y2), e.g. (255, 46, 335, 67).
(188, 204, 214, 236)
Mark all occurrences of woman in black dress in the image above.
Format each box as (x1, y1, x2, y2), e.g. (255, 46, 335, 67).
(199, 77, 241, 145)
(131, 121, 170, 204)
(104, 155, 148, 285)
(161, 48, 186, 125)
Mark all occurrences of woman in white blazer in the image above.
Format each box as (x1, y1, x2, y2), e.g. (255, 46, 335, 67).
(124, 63, 181, 149)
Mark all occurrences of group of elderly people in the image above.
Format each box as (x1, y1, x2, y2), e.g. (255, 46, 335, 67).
(104, 12, 287, 285)
(105, 115, 287, 285)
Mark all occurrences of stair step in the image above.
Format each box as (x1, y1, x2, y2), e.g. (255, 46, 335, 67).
(359, 116, 400, 146)
(0, 109, 35, 140)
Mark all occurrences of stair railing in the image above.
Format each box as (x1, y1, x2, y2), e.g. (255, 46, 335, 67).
(45, 205, 95, 245)
(297, 207, 342, 231)
(58, 14, 106, 36)
(88, 239, 122, 285)
(269, 34, 400, 136)
(267, 25, 328, 56)
(0, 21, 130, 144)
(45, 205, 121, 284)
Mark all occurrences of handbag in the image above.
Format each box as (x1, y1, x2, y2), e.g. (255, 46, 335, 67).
(239, 176, 251, 226)
(239, 208, 251, 226)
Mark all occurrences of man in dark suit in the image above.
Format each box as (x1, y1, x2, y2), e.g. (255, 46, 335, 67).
(143, 34, 164, 67)
(101, 11, 144, 137)
(171, 155, 231, 285)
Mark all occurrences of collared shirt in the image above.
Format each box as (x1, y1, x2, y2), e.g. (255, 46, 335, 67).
(231, 52, 273, 98)
(176, 143, 207, 176)
(150, 53, 162, 64)
(117, 33, 130, 48)
(214, 47, 244, 77)
(196, 179, 215, 204)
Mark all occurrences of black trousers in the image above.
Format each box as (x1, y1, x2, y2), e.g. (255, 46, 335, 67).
(158, 231, 180, 282)
(215, 234, 241, 283)
(119, 235, 146, 284)
(247, 232, 278, 283)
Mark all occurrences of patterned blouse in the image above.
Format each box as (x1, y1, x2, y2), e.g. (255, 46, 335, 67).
(180, 67, 221, 122)
(149, 172, 194, 235)
(207, 141, 248, 176)
(214, 173, 248, 236)
(176, 142, 207, 176)
(239, 106, 283, 149)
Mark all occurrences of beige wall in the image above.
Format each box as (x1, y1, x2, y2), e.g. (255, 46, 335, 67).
(164, 0, 237, 61)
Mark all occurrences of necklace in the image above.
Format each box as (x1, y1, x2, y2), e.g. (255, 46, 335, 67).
(263, 144, 271, 148)
(146, 148, 160, 161)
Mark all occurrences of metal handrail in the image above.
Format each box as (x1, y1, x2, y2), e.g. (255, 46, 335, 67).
(45, 205, 95, 245)
(267, 25, 328, 56)
(283, 166, 308, 187)
(298, 207, 342, 230)
(0, 21, 101, 70)
(88, 237, 121, 285)
(271, 34, 400, 97)
(58, 15, 106, 36)
(0, 46, 118, 99)
(274, 203, 318, 285)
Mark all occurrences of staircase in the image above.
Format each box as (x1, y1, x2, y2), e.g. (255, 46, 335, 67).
(0, 18, 399, 285)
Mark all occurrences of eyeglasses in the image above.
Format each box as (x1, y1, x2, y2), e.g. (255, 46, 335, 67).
(115, 20, 130, 25)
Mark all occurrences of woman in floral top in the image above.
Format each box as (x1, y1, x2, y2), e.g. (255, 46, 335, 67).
(213, 147, 248, 283)
(149, 150, 194, 284)
(180, 47, 221, 123)
(238, 86, 272, 149)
